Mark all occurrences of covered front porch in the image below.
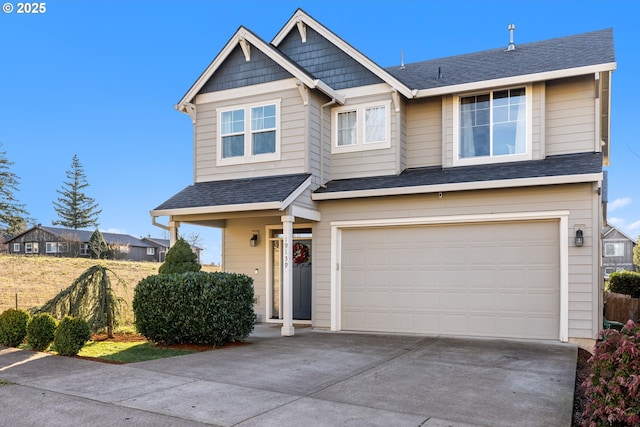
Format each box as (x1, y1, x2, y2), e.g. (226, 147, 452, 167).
(150, 174, 321, 337)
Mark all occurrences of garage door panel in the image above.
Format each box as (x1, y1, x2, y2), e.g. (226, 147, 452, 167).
(341, 221, 560, 340)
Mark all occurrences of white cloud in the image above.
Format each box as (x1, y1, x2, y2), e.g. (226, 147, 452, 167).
(103, 227, 126, 235)
(608, 197, 632, 212)
(628, 220, 640, 231)
(608, 217, 640, 240)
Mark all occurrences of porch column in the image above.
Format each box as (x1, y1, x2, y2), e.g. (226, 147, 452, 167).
(281, 215, 295, 336)
(169, 220, 180, 247)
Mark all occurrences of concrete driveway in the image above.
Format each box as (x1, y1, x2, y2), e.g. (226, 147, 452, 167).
(0, 324, 576, 426)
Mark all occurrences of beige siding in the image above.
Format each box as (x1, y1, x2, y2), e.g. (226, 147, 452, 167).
(546, 75, 595, 155)
(195, 87, 307, 182)
(405, 97, 442, 168)
(313, 183, 599, 340)
(223, 217, 282, 322)
(330, 93, 399, 180)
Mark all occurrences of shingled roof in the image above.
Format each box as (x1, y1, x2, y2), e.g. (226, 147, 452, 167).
(153, 173, 311, 212)
(314, 152, 602, 197)
(385, 28, 615, 91)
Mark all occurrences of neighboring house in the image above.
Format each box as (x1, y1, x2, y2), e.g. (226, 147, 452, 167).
(151, 9, 615, 346)
(141, 237, 202, 263)
(6, 225, 166, 262)
(602, 225, 636, 278)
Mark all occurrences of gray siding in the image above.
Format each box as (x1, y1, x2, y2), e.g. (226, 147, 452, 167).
(277, 27, 383, 90)
(199, 45, 292, 94)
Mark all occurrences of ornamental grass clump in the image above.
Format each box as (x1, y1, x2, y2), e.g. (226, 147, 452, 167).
(26, 313, 58, 351)
(582, 320, 640, 427)
(0, 308, 30, 347)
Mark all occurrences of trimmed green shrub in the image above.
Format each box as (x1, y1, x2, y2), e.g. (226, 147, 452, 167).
(0, 309, 30, 347)
(26, 313, 58, 351)
(582, 320, 640, 426)
(53, 316, 90, 356)
(158, 238, 201, 274)
(133, 272, 255, 346)
(608, 271, 640, 298)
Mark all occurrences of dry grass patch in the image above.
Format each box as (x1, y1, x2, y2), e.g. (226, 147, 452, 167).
(1, 254, 219, 322)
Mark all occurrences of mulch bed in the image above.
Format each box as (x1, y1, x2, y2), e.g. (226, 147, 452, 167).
(572, 347, 592, 427)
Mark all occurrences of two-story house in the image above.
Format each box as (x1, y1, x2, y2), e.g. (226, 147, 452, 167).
(152, 9, 615, 347)
(602, 224, 636, 278)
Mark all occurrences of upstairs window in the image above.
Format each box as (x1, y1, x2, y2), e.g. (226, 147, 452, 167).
(333, 101, 391, 153)
(454, 86, 531, 165)
(218, 100, 280, 165)
(604, 242, 624, 257)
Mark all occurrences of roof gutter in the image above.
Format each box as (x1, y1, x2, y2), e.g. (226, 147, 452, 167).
(412, 62, 617, 99)
(312, 172, 603, 201)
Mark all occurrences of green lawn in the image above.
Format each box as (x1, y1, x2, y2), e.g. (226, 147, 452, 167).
(77, 340, 197, 363)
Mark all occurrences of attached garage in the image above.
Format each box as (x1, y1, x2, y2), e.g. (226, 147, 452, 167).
(339, 220, 561, 340)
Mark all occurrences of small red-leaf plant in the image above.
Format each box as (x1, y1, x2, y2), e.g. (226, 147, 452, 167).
(582, 320, 640, 427)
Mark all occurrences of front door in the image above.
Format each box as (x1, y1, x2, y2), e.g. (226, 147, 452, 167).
(270, 229, 312, 321)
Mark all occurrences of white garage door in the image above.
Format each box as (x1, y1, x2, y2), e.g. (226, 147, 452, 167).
(341, 221, 560, 339)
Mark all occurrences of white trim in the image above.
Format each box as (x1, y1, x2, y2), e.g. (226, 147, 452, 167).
(452, 85, 533, 166)
(289, 205, 321, 222)
(337, 83, 393, 99)
(195, 79, 298, 104)
(271, 10, 413, 98)
(413, 62, 617, 99)
(12, 243, 20, 252)
(151, 201, 283, 217)
(330, 210, 570, 342)
(280, 176, 312, 209)
(216, 99, 281, 166)
(331, 100, 392, 154)
(312, 172, 603, 201)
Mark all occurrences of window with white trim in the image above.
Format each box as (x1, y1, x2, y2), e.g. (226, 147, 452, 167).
(80, 243, 90, 256)
(46, 242, 57, 253)
(146, 247, 155, 256)
(454, 86, 531, 165)
(604, 242, 625, 257)
(332, 101, 391, 153)
(13, 243, 20, 252)
(217, 100, 280, 165)
(25, 242, 39, 254)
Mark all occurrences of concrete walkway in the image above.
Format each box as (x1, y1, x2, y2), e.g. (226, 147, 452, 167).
(0, 325, 576, 426)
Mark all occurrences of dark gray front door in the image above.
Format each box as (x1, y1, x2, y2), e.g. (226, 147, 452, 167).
(292, 240, 312, 320)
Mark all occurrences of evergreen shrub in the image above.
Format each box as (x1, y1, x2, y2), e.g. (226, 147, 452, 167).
(53, 316, 90, 356)
(0, 309, 30, 347)
(158, 238, 201, 274)
(133, 272, 255, 346)
(26, 313, 58, 351)
(608, 271, 640, 298)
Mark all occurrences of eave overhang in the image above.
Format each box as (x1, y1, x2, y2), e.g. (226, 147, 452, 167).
(176, 27, 344, 113)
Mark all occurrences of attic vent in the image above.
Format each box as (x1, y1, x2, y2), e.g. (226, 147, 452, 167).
(506, 23, 516, 51)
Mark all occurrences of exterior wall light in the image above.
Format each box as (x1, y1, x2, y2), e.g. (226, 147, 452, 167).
(250, 233, 258, 247)
(575, 229, 584, 247)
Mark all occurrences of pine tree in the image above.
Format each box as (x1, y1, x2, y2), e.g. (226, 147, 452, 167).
(0, 142, 31, 236)
(52, 155, 101, 229)
(159, 237, 201, 274)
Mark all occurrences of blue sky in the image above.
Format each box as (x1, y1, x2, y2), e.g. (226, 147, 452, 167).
(1, 0, 638, 264)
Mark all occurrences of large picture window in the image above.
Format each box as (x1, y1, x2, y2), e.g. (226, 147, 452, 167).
(604, 242, 625, 257)
(455, 86, 531, 165)
(333, 101, 391, 153)
(218, 100, 280, 165)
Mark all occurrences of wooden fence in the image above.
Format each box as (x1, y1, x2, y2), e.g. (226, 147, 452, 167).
(604, 292, 639, 323)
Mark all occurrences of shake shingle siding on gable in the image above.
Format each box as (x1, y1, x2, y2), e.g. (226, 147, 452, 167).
(277, 27, 383, 89)
(386, 29, 614, 90)
(199, 45, 292, 94)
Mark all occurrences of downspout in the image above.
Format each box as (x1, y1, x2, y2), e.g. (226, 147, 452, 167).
(320, 98, 337, 187)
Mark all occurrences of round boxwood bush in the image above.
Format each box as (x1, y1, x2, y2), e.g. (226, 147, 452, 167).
(26, 313, 58, 352)
(53, 316, 91, 356)
(133, 271, 255, 346)
(0, 308, 30, 347)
